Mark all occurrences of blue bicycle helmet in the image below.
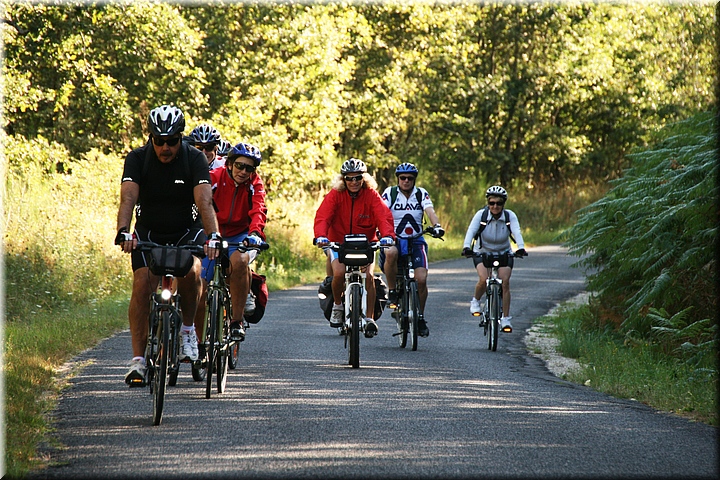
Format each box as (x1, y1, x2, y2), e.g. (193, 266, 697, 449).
(395, 162, 418, 177)
(190, 124, 221, 145)
(227, 142, 262, 166)
(341, 158, 367, 175)
(148, 105, 185, 137)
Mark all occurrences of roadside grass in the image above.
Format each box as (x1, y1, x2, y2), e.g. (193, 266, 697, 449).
(536, 302, 717, 426)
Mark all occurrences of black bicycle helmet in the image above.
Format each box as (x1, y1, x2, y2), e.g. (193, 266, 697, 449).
(190, 124, 221, 145)
(395, 162, 418, 177)
(341, 158, 367, 175)
(485, 185, 508, 200)
(148, 105, 185, 137)
(227, 142, 262, 166)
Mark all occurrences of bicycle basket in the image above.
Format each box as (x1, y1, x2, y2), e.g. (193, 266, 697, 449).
(148, 246, 194, 277)
(482, 252, 509, 268)
(339, 234, 373, 266)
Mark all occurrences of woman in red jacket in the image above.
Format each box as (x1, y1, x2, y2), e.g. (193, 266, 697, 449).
(314, 158, 395, 337)
(195, 142, 267, 343)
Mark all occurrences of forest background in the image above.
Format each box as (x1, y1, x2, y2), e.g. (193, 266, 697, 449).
(2, 1, 717, 477)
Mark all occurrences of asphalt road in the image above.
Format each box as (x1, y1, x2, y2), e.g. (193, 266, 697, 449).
(31, 245, 718, 479)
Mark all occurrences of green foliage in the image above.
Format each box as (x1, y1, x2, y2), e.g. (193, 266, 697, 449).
(562, 111, 717, 342)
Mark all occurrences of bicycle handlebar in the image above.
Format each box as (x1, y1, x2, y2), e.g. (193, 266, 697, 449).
(397, 226, 444, 241)
(133, 240, 205, 255)
(223, 241, 270, 252)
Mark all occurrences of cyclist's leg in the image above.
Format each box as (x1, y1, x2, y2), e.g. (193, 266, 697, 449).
(193, 256, 212, 339)
(363, 261, 377, 321)
(412, 242, 430, 312)
(129, 267, 156, 358)
(329, 252, 345, 306)
(498, 265, 513, 316)
(228, 250, 252, 321)
(473, 263, 489, 301)
(380, 245, 399, 291)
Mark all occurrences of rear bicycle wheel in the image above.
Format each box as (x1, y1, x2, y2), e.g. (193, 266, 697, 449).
(348, 284, 361, 368)
(488, 285, 500, 351)
(167, 311, 180, 386)
(205, 290, 221, 399)
(409, 281, 419, 351)
(152, 311, 170, 426)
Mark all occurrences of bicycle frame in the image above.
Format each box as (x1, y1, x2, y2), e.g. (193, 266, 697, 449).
(472, 251, 518, 352)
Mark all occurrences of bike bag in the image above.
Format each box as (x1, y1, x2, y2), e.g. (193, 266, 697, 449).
(339, 234, 374, 266)
(244, 271, 268, 324)
(147, 246, 194, 277)
(481, 252, 510, 269)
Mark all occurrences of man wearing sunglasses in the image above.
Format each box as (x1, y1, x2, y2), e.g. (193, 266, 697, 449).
(461, 185, 527, 333)
(314, 158, 395, 337)
(379, 162, 444, 338)
(194, 142, 267, 343)
(189, 123, 225, 169)
(115, 105, 222, 386)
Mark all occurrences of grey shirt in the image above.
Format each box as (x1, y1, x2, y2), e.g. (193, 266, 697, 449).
(462, 208, 525, 253)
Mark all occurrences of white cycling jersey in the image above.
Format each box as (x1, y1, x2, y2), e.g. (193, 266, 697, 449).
(381, 186, 434, 238)
(463, 208, 525, 254)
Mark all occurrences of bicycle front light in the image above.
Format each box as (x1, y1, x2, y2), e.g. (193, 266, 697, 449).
(161, 288, 172, 301)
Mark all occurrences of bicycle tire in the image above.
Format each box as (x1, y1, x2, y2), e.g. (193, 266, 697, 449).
(168, 311, 180, 386)
(152, 310, 170, 426)
(348, 284, 361, 368)
(397, 279, 408, 348)
(216, 303, 229, 393)
(409, 281, 419, 351)
(205, 290, 220, 399)
(228, 341, 240, 369)
(488, 284, 500, 351)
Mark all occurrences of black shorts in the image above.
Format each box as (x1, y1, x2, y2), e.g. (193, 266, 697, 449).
(131, 223, 207, 272)
(472, 254, 514, 270)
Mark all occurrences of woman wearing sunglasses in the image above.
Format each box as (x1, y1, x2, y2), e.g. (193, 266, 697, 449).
(314, 158, 395, 337)
(194, 142, 267, 343)
(461, 186, 527, 333)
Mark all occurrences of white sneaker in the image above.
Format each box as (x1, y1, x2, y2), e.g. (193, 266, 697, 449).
(125, 358, 146, 386)
(181, 330, 199, 361)
(470, 297, 482, 316)
(244, 292, 256, 315)
(330, 304, 344, 328)
(500, 316, 513, 333)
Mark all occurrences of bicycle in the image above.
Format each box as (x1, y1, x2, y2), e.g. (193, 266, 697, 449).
(466, 250, 522, 352)
(199, 240, 268, 399)
(390, 226, 443, 351)
(132, 240, 204, 426)
(324, 234, 383, 369)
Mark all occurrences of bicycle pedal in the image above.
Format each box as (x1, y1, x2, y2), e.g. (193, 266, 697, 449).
(127, 378, 147, 388)
(471, 312, 482, 317)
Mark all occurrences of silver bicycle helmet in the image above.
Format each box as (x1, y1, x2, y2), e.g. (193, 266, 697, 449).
(341, 158, 367, 175)
(190, 124, 221, 144)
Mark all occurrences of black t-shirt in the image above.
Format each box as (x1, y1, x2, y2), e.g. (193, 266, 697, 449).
(122, 141, 211, 234)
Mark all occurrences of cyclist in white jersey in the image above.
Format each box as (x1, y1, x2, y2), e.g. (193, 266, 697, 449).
(379, 162, 444, 337)
(461, 185, 527, 333)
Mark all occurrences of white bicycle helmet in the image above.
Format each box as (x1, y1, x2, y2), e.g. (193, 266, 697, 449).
(485, 185, 508, 200)
(148, 105, 185, 137)
(341, 158, 367, 175)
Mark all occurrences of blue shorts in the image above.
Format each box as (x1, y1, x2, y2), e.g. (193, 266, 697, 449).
(201, 232, 256, 282)
(379, 237, 428, 271)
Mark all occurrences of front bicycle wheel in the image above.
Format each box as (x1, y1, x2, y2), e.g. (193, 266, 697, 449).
(348, 284, 361, 368)
(396, 281, 408, 349)
(408, 281, 420, 351)
(168, 311, 180, 387)
(205, 290, 221, 399)
(488, 284, 500, 352)
(216, 307, 229, 393)
(152, 310, 170, 426)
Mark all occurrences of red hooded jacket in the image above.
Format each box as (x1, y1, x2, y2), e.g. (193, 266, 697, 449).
(314, 186, 395, 242)
(210, 166, 267, 238)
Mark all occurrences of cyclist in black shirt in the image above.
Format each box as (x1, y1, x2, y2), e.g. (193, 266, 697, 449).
(115, 105, 221, 385)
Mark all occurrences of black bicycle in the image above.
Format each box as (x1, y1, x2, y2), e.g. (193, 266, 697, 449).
(391, 226, 443, 351)
(467, 251, 522, 352)
(133, 241, 204, 425)
(200, 241, 268, 398)
(324, 234, 383, 368)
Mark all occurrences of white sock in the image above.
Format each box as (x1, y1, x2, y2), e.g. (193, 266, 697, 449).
(132, 356, 145, 365)
(181, 325, 195, 334)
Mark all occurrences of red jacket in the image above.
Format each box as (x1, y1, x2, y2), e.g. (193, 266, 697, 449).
(314, 186, 395, 242)
(210, 166, 267, 238)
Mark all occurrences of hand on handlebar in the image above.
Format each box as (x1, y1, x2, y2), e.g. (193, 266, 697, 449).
(432, 224, 445, 238)
(515, 248, 528, 257)
(115, 227, 137, 253)
(204, 232, 223, 260)
(462, 247, 473, 257)
(379, 236, 394, 247)
(315, 236, 330, 247)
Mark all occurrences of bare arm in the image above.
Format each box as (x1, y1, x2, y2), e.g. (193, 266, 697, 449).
(424, 206, 441, 227)
(194, 183, 220, 234)
(116, 182, 139, 253)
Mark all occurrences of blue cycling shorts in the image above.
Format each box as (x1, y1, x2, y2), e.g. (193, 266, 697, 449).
(379, 237, 428, 272)
(201, 231, 256, 282)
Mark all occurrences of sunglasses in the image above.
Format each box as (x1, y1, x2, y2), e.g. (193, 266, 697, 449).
(195, 144, 216, 152)
(233, 162, 256, 173)
(344, 174, 363, 182)
(152, 136, 181, 147)
(398, 176, 415, 181)
(488, 201, 505, 206)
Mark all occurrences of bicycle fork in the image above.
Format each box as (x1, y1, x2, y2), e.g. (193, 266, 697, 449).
(343, 271, 367, 331)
